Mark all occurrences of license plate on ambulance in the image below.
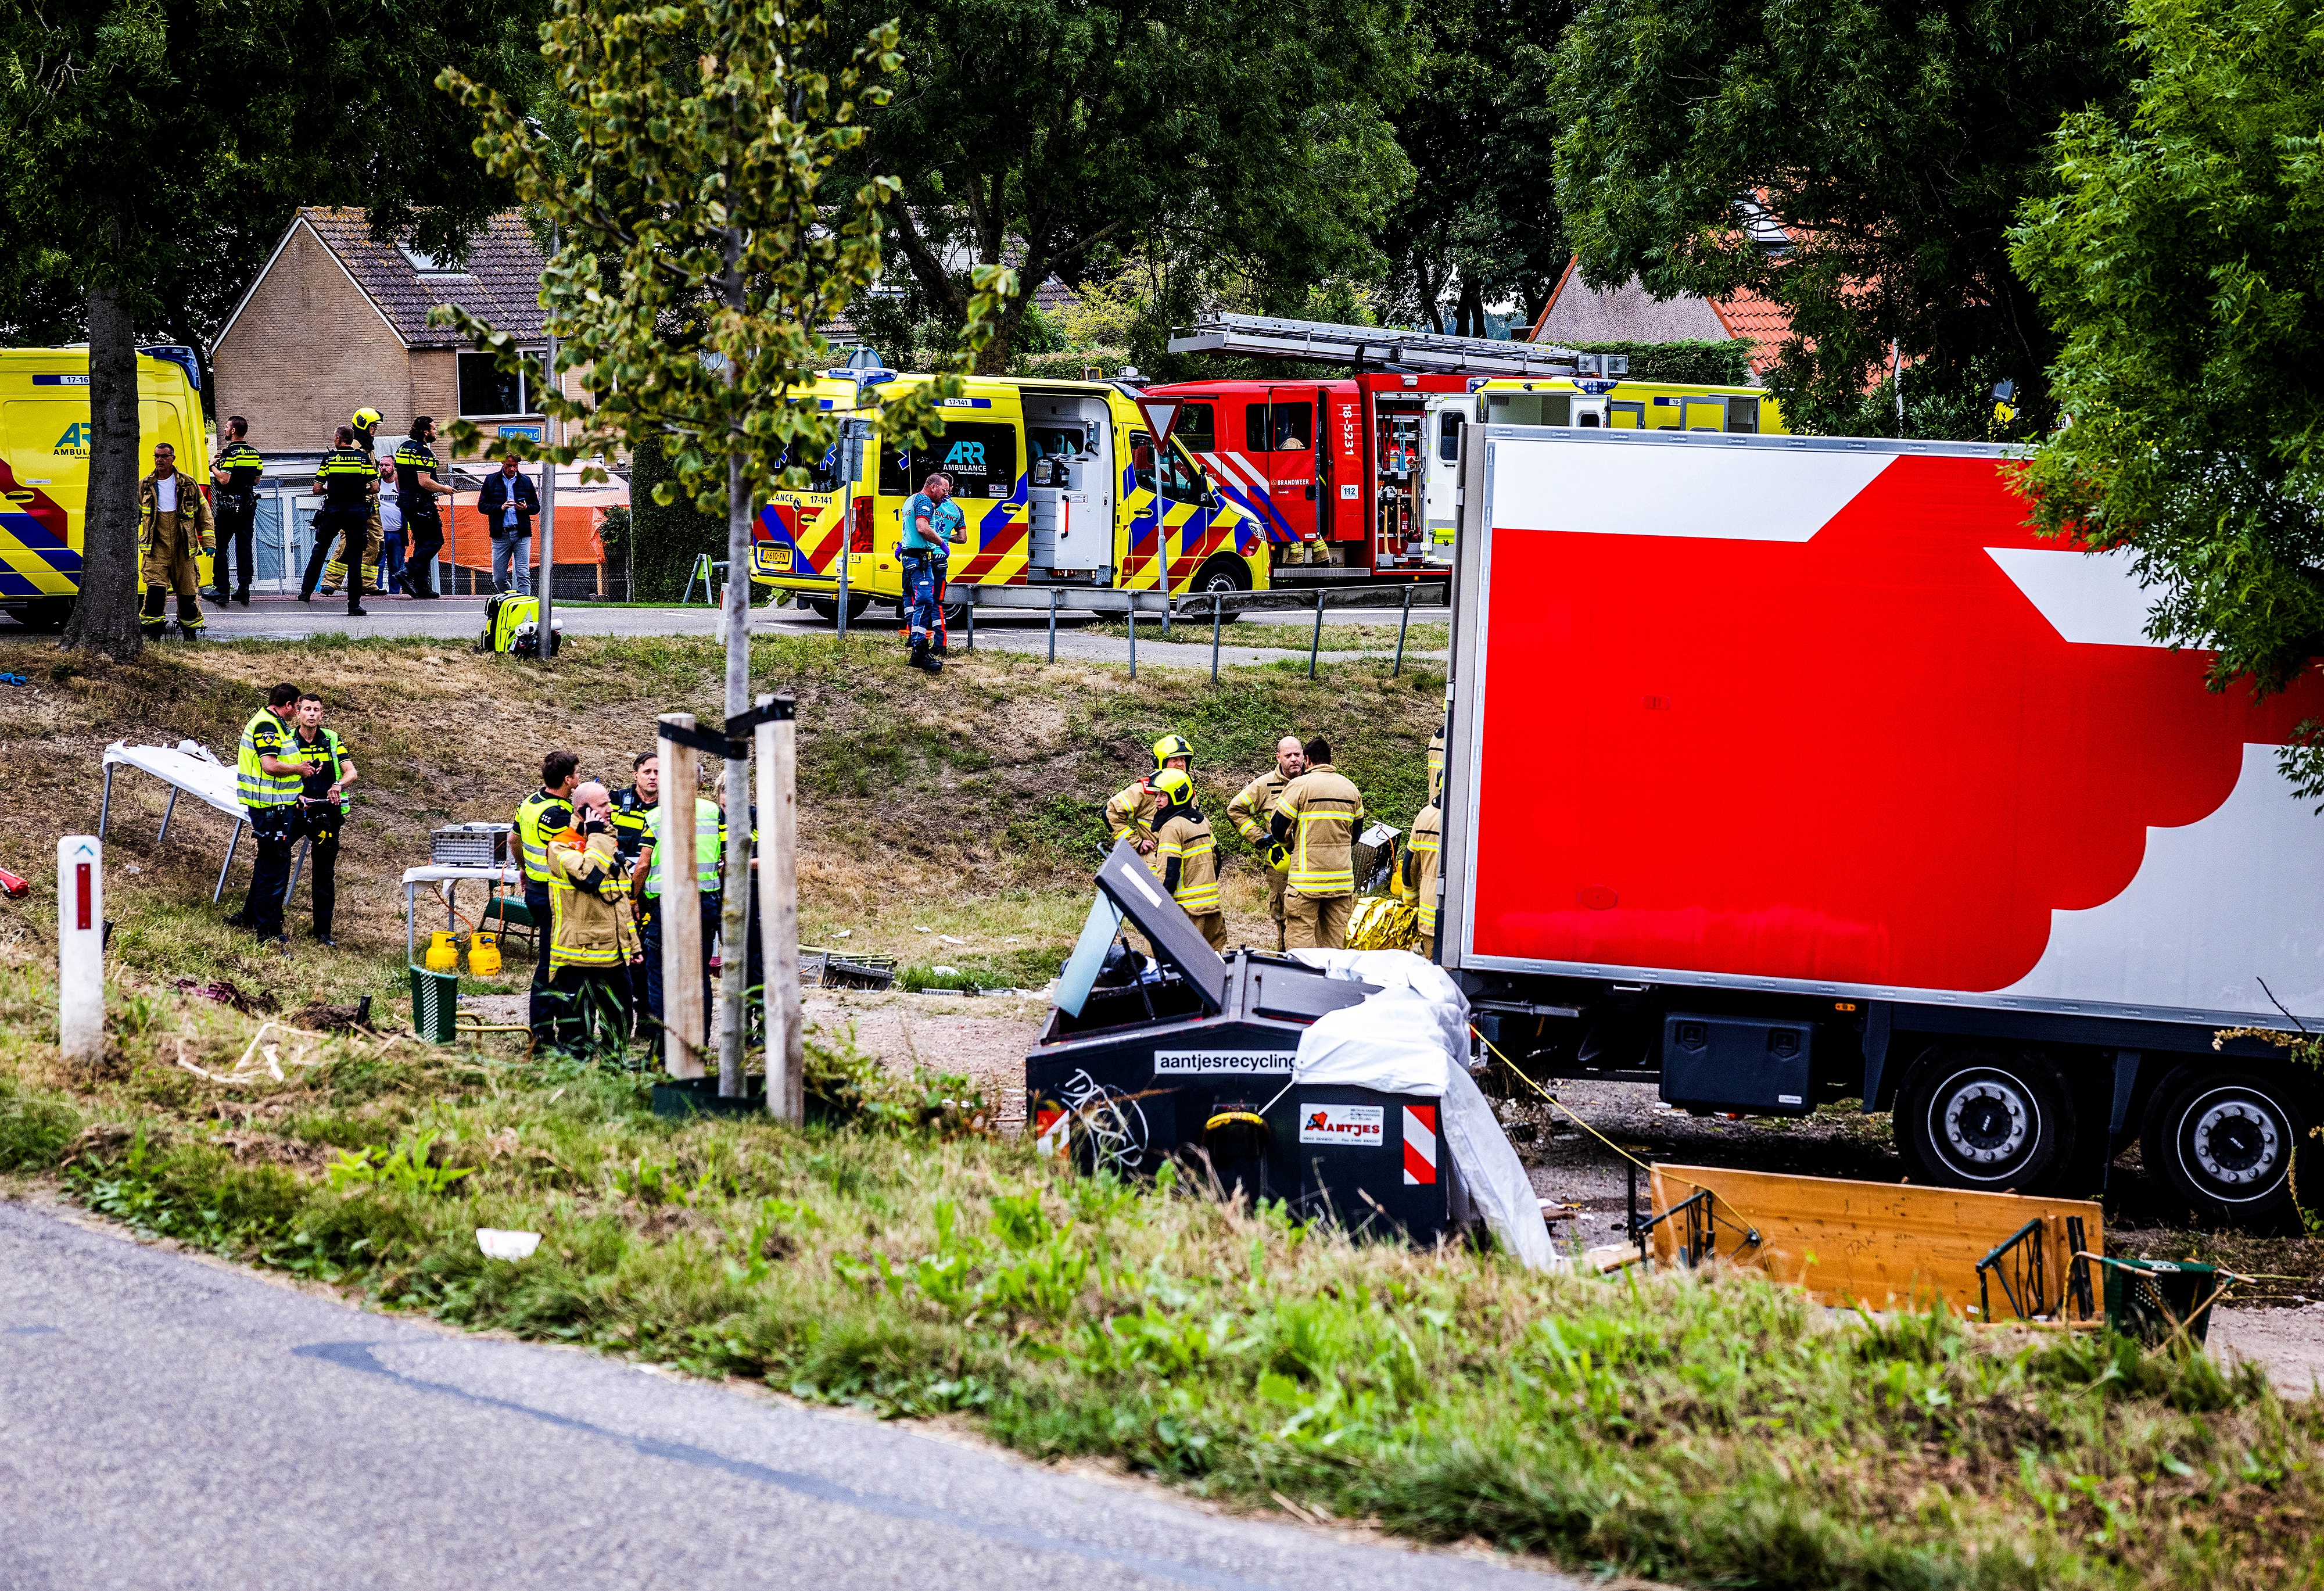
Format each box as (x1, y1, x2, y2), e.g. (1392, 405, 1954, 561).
(763, 546, 792, 571)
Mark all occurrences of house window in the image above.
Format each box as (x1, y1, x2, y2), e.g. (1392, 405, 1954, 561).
(399, 245, 471, 278)
(458, 350, 549, 418)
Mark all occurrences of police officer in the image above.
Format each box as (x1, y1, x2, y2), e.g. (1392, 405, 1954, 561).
(1106, 733, 1194, 856)
(609, 751, 658, 865)
(226, 683, 307, 944)
(396, 417, 456, 599)
(206, 417, 262, 606)
(1227, 734, 1304, 949)
(137, 442, 214, 640)
(898, 470, 963, 673)
(515, 751, 580, 1030)
(288, 690, 358, 947)
(312, 409, 386, 600)
(1268, 736, 1365, 950)
(1150, 769, 1226, 952)
(300, 425, 374, 615)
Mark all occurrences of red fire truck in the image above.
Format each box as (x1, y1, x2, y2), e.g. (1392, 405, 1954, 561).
(1148, 316, 1773, 585)
(1439, 422, 2324, 1228)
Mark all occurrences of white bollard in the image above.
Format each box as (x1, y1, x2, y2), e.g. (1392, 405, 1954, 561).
(57, 835, 104, 1061)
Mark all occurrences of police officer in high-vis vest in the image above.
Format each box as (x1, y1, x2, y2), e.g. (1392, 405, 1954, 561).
(207, 417, 262, 606)
(515, 751, 580, 1029)
(288, 691, 358, 947)
(226, 683, 308, 944)
(629, 765, 723, 1042)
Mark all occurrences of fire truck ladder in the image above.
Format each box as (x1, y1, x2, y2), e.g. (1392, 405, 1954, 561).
(1165, 314, 1584, 379)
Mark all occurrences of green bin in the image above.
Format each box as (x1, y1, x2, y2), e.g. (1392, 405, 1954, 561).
(2102, 1257, 2219, 1345)
(410, 963, 459, 1044)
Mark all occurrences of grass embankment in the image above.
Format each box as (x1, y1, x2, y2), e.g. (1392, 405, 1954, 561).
(0, 632, 1443, 986)
(2, 965, 2319, 1590)
(6, 634, 2321, 1586)
(1086, 618, 1452, 654)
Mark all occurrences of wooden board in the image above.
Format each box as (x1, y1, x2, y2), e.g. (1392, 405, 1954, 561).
(1646, 1164, 2103, 1319)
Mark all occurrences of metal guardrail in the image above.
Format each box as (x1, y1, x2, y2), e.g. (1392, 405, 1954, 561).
(943, 578, 1450, 680)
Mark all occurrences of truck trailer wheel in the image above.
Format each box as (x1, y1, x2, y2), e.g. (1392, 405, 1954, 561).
(1895, 1047, 2076, 1194)
(2141, 1065, 2311, 1231)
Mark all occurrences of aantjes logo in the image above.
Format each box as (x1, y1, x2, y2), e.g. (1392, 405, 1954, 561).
(1298, 1103, 1385, 1146)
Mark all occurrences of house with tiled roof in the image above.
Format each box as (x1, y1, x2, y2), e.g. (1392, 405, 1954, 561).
(213, 207, 580, 460)
(1529, 255, 1794, 382)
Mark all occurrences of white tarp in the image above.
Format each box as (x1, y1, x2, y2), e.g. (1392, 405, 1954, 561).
(1290, 949, 1559, 1270)
(103, 739, 244, 821)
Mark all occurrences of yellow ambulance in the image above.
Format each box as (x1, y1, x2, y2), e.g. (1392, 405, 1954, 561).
(750, 371, 1270, 621)
(0, 346, 210, 629)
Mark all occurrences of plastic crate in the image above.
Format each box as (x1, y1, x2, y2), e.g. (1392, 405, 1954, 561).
(2102, 1257, 2219, 1345)
(410, 963, 459, 1044)
(431, 824, 512, 868)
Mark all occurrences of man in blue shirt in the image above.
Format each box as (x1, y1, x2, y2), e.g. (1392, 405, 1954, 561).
(898, 470, 964, 674)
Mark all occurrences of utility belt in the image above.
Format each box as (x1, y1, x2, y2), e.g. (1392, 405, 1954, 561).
(218, 490, 256, 510)
(402, 500, 443, 526)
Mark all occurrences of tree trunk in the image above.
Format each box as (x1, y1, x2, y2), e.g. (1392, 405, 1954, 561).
(716, 216, 752, 1099)
(64, 285, 145, 659)
(1457, 274, 1486, 339)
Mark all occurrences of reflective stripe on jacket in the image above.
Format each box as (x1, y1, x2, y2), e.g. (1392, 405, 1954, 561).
(1272, 763, 1364, 898)
(1226, 770, 1289, 857)
(643, 798, 723, 896)
(292, 727, 352, 815)
(1104, 777, 1160, 845)
(1154, 813, 1221, 915)
(609, 784, 652, 859)
(236, 708, 302, 808)
(515, 788, 576, 883)
(1428, 729, 1445, 802)
(547, 832, 629, 967)
(1405, 800, 1442, 934)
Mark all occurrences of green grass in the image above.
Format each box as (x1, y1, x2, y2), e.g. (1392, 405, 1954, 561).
(1086, 619, 1451, 654)
(3, 947, 2322, 1589)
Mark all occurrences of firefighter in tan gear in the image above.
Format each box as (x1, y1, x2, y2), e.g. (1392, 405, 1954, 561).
(138, 442, 215, 639)
(1428, 723, 1445, 801)
(1105, 733, 1193, 855)
(1227, 735, 1305, 949)
(537, 780, 636, 1062)
(1400, 796, 1443, 959)
(1149, 769, 1226, 952)
(1268, 736, 1364, 950)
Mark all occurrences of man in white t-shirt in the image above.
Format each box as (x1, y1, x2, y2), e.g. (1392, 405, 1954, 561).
(376, 455, 407, 594)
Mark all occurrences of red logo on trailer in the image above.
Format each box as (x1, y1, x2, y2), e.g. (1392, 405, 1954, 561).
(1471, 450, 2324, 999)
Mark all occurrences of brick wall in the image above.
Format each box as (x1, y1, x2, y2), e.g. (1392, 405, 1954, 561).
(408, 350, 462, 457)
(213, 223, 413, 461)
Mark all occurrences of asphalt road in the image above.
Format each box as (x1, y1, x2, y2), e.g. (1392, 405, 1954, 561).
(42, 594, 1446, 672)
(0, 1199, 1570, 1590)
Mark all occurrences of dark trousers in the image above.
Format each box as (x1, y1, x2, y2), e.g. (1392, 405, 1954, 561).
(901, 552, 939, 646)
(406, 511, 444, 596)
(212, 497, 256, 594)
(302, 509, 367, 608)
(536, 964, 633, 1063)
(239, 804, 299, 938)
(524, 881, 554, 1030)
(300, 804, 341, 937)
(640, 892, 719, 1038)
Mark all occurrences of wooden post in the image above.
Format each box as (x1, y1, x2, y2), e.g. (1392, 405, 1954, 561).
(657, 713, 705, 1078)
(756, 693, 802, 1121)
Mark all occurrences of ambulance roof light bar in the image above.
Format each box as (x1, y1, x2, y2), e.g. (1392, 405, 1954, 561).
(1166, 314, 1585, 379)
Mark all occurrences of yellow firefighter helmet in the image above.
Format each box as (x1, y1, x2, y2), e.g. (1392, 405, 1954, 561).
(1150, 733, 1195, 770)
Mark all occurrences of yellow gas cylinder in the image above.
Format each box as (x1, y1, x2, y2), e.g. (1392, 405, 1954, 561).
(424, 930, 460, 972)
(468, 932, 502, 977)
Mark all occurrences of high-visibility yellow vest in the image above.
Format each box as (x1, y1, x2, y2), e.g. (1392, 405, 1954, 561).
(643, 798, 723, 896)
(235, 708, 302, 809)
(515, 787, 576, 884)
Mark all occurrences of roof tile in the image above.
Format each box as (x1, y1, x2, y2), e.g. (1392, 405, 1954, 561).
(300, 206, 547, 348)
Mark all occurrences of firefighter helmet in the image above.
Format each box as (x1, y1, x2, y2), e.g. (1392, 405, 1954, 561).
(351, 407, 382, 431)
(1151, 768, 1195, 808)
(1150, 733, 1195, 770)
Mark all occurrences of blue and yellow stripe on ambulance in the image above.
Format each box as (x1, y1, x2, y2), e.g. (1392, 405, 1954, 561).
(1164, 495, 1257, 589)
(752, 494, 845, 582)
(0, 465, 78, 597)
(1118, 458, 1167, 591)
(953, 472, 1031, 585)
